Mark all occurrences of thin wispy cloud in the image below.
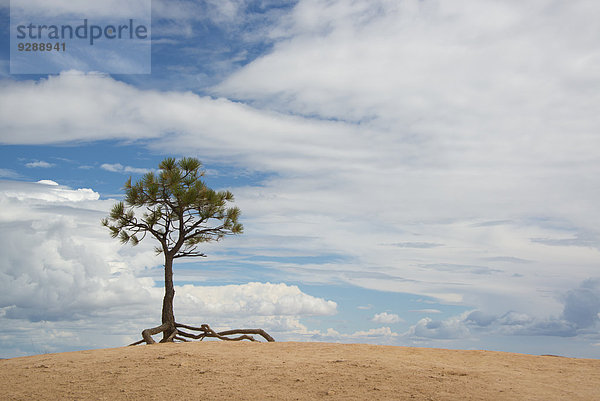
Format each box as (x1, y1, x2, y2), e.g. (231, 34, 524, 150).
(100, 163, 153, 175)
(389, 242, 443, 249)
(409, 309, 442, 314)
(0, 168, 20, 178)
(25, 160, 55, 168)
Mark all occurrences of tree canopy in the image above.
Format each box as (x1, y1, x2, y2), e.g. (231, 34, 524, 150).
(103, 157, 243, 258)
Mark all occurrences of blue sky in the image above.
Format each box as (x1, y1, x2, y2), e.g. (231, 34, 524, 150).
(1, 0, 600, 359)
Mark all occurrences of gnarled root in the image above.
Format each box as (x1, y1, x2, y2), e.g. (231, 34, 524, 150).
(129, 322, 275, 345)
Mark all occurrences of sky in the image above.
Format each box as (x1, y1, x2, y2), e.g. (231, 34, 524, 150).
(0, 0, 599, 359)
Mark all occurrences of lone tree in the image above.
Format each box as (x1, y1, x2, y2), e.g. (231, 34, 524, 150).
(102, 157, 274, 344)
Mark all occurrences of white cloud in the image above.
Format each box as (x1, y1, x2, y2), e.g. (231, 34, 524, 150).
(37, 179, 59, 186)
(100, 163, 152, 175)
(219, 0, 600, 136)
(175, 282, 337, 318)
(100, 163, 122, 172)
(372, 312, 402, 324)
(25, 161, 55, 168)
(406, 315, 472, 340)
(404, 279, 600, 343)
(214, 1, 600, 320)
(0, 181, 154, 323)
(303, 325, 400, 344)
(1, 180, 99, 203)
(350, 327, 398, 338)
(410, 309, 442, 314)
(0, 180, 338, 356)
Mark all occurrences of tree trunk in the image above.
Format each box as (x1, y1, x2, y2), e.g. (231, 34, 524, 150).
(161, 255, 176, 341)
(129, 252, 276, 345)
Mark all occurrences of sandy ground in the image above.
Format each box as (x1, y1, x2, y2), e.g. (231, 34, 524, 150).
(1, 342, 599, 400)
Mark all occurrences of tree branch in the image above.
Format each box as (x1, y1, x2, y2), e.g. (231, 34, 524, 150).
(173, 251, 207, 259)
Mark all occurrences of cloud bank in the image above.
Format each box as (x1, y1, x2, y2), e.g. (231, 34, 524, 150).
(0, 181, 337, 357)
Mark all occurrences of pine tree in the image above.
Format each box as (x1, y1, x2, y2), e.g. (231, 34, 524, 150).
(102, 157, 274, 344)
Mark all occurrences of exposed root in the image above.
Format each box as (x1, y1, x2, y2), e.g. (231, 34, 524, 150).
(129, 322, 275, 346)
(160, 327, 179, 343)
(176, 323, 276, 342)
(139, 323, 170, 345)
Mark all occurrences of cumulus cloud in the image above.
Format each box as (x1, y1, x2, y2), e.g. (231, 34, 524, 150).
(407, 315, 472, 340)
(562, 279, 600, 329)
(0, 180, 338, 356)
(350, 327, 398, 338)
(0, 180, 99, 203)
(486, 312, 576, 338)
(175, 282, 337, 318)
(405, 278, 600, 342)
(307, 326, 399, 344)
(0, 181, 155, 322)
(372, 312, 402, 324)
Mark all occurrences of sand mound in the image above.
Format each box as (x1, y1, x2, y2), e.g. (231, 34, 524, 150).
(1, 342, 599, 400)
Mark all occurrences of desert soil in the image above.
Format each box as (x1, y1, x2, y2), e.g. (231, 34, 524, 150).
(1, 341, 599, 400)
